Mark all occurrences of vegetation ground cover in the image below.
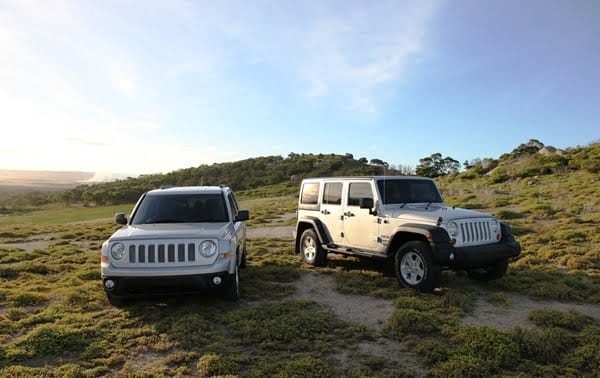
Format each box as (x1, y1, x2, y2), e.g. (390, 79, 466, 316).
(0, 142, 598, 375)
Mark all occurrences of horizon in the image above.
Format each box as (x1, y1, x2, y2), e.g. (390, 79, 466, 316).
(1, 1, 599, 175)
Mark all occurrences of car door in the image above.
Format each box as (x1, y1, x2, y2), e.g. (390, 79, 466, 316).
(342, 181, 380, 251)
(319, 181, 344, 245)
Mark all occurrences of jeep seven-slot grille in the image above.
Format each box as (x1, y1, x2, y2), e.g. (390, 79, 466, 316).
(128, 243, 196, 265)
(457, 219, 495, 245)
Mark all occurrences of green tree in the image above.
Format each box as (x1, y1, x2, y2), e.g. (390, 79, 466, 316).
(416, 153, 459, 177)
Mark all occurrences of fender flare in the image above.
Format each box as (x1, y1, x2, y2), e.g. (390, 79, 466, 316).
(295, 216, 332, 253)
(385, 223, 450, 256)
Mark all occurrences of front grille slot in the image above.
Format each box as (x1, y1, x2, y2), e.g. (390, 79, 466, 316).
(126, 242, 205, 266)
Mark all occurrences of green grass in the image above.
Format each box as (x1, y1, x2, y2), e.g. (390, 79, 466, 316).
(0, 204, 132, 226)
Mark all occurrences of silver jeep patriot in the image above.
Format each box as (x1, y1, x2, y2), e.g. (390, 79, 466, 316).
(101, 186, 249, 305)
(295, 176, 520, 292)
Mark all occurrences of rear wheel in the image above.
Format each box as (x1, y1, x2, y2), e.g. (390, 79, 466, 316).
(299, 229, 327, 266)
(394, 241, 439, 292)
(467, 258, 509, 281)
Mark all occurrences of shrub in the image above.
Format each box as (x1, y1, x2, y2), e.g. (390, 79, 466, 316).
(512, 327, 577, 364)
(387, 308, 439, 336)
(451, 326, 520, 370)
(495, 210, 524, 220)
(196, 353, 237, 377)
(11, 293, 48, 307)
(528, 308, 594, 331)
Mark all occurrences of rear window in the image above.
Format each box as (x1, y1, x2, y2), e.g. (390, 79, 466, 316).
(131, 194, 228, 224)
(300, 183, 320, 205)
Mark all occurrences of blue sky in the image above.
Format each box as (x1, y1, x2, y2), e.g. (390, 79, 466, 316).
(1, 0, 598, 177)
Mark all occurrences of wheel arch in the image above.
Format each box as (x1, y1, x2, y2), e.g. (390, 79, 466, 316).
(295, 217, 331, 253)
(386, 224, 449, 257)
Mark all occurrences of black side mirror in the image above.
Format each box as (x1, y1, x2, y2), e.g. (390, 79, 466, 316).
(115, 213, 128, 225)
(235, 210, 250, 222)
(359, 198, 377, 216)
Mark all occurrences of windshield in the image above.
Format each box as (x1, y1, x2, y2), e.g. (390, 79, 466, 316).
(131, 194, 228, 224)
(376, 179, 443, 205)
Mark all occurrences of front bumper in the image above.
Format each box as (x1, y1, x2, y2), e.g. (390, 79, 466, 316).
(103, 272, 233, 296)
(432, 223, 521, 269)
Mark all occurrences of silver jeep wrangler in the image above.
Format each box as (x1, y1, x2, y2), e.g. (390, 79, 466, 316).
(101, 186, 249, 305)
(295, 176, 520, 292)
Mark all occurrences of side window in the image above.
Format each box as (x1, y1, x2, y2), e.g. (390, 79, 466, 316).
(323, 182, 342, 205)
(227, 193, 239, 219)
(348, 183, 373, 207)
(300, 183, 320, 205)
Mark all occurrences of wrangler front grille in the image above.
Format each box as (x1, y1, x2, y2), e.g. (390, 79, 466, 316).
(456, 219, 497, 246)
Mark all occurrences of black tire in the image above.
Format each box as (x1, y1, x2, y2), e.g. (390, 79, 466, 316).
(299, 229, 327, 267)
(223, 266, 240, 301)
(467, 258, 509, 281)
(106, 293, 127, 307)
(394, 241, 439, 292)
(240, 246, 247, 268)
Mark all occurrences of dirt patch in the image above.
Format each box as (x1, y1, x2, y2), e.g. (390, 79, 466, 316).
(0, 240, 51, 251)
(462, 291, 600, 330)
(247, 225, 293, 239)
(292, 272, 395, 332)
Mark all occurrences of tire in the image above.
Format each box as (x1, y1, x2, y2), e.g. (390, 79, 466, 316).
(240, 246, 247, 269)
(394, 241, 439, 292)
(223, 265, 240, 301)
(299, 229, 327, 266)
(467, 258, 509, 281)
(106, 293, 127, 307)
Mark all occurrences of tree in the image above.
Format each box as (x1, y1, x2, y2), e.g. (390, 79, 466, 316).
(369, 158, 389, 168)
(416, 153, 459, 177)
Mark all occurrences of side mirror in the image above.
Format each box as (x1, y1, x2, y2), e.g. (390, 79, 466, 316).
(115, 213, 128, 225)
(235, 210, 250, 222)
(359, 198, 377, 216)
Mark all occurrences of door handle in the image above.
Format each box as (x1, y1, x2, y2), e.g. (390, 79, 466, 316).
(321, 209, 330, 215)
(344, 211, 355, 217)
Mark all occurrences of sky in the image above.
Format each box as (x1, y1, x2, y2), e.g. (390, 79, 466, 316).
(1, 0, 598, 178)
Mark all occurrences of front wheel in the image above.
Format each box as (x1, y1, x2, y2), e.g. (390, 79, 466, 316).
(394, 241, 439, 292)
(106, 293, 127, 307)
(299, 229, 327, 266)
(467, 259, 509, 281)
(223, 266, 240, 301)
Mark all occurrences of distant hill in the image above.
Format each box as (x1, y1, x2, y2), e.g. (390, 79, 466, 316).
(0, 170, 95, 189)
(1, 141, 598, 209)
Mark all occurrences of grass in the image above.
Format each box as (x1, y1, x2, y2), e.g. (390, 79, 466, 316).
(0, 167, 598, 375)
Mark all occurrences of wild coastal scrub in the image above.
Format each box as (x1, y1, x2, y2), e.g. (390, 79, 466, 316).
(0, 142, 598, 375)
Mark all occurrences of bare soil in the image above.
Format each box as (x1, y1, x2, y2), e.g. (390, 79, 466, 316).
(292, 272, 395, 331)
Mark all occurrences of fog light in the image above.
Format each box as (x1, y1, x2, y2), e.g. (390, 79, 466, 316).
(212, 276, 222, 285)
(449, 253, 455, 261)
(104, 280, 115, 289)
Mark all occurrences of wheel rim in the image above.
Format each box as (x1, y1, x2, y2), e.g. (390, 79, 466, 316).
(302, 235, 316, 262)
(400, 250, 426, 285)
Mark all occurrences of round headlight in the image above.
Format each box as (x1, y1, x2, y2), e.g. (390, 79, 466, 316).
(490, 219, 499, 233)
(110, 242, 126, 260)
(200, 240, 217, 257)
(448, 221, 458, 236)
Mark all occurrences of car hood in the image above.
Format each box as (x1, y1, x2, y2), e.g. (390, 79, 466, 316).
(382, 204, 493, 224)
(108, 223, 232, 241)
